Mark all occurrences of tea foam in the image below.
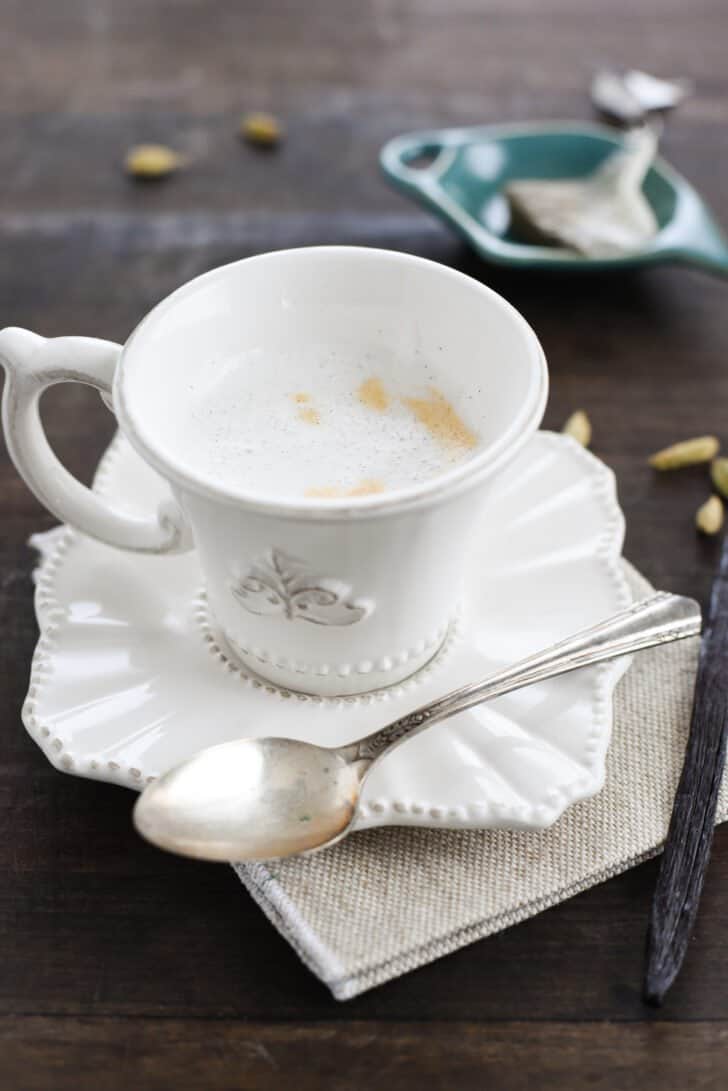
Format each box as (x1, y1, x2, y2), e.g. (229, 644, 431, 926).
(177, 343, 479, 499)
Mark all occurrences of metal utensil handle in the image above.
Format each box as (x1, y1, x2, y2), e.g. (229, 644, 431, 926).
(353, 593, 701, 764)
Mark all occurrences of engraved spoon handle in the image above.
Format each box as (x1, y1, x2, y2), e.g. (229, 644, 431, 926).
(352, 593, 701, 764)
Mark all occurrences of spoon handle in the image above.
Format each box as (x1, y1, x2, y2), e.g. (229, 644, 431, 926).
(351, 592, 700, 764)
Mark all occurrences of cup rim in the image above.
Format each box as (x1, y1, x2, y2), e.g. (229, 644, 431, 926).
(115, 246, 548, 520)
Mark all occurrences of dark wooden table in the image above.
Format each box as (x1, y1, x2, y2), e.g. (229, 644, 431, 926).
(2, 2, 728, 1087)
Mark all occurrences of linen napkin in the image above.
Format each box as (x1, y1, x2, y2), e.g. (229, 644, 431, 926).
(234, 563, 728, 999)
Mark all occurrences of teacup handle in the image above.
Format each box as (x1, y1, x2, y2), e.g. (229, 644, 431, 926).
(0, 327, 193, 553)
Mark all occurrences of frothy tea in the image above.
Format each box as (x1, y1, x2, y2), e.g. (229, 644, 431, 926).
(179, 345, 479, 498)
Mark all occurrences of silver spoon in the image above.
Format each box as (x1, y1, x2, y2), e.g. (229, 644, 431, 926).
(133, 592, 700, 862)
(590, 68, 691, 127)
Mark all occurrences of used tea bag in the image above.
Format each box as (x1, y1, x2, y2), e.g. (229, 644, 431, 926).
(505, 126, 659, 258)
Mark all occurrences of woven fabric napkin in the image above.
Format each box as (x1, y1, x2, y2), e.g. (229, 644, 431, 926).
(234, 563, 728, 999)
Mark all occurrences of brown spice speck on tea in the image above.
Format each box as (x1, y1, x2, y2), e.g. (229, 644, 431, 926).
(305, 479, 385, 499)
(357, 377, 389, 412)
(347, 478, 385, 497)
(403, 387, 477, 451)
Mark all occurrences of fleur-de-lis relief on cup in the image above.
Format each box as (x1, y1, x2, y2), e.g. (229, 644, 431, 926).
(232, 549, 371, 627)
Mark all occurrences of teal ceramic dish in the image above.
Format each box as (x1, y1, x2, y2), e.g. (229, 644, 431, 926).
(380, 121, 728, 275)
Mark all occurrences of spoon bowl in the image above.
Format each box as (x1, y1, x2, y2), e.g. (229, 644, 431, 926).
(134, 737, 362, 861)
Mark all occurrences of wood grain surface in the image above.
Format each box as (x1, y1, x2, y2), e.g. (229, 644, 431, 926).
(1, 1, 728, 1087)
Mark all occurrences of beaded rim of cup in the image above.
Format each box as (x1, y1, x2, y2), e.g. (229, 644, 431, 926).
(193, 587, 459, 702)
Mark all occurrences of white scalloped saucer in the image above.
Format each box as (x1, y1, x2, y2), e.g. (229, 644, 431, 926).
(23, 430, 630, 832)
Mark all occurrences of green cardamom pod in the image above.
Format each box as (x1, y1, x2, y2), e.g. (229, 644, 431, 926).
(696, 495, 724, 535)
(649, 435, 719, 470)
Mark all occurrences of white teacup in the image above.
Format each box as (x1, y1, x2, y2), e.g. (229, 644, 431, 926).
(0, 247, 547, 696)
